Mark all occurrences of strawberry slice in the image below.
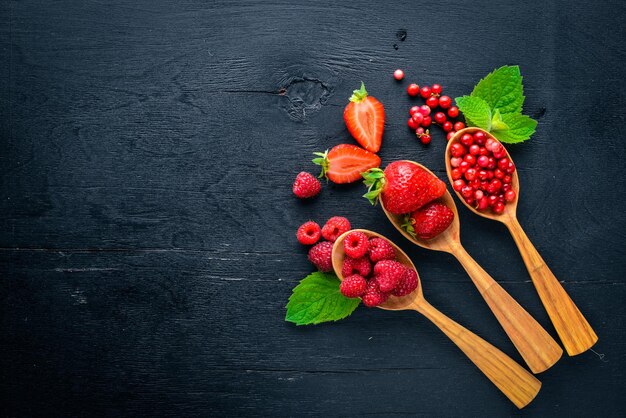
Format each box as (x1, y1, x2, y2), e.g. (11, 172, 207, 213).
(404, 202, 454, 240)
(313, 144, 381, 184)
(343, 82, 385, 153)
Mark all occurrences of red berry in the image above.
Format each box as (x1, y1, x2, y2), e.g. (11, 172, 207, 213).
(296, 221, 322, 245)
(451, 168, 462, 180)
(459, 161, 471, 172)
(478, 169, 489, 180)
(473, 131, 486, 144)
(474, 190, 484, 200)
(308, 241, 333, 272)
(420, 86, 431, 98)
(412, 112, 424, 125)
(409, 106, 421, 115)
(506, 161, 516, 174)
(477, 196, 489, 210)
(362, 278, 389, 307)
(442, 121, 453, 132)
(447, 131, 456, 141)
(494, 168, 505, 179)
(464, 154, 476, 165)
(431, 84, 442, 95)
(469, 144, 480, 155)
(416, 127, 425, 135)
(497, 158, 510, 171)
(493, 201, 505, 214)
(452, 179, 465, 191)
(447, 106, 459, 118)
(392, 267, 419, 296)
(367, 237, 395, 262)
(407, 83, 420, 97)
(490, 178, 502, 192)
(450, 157, 462, 167)
(438, 95, 452, 109)
(505, 189, 517, 202)
(343, 231, 369, 258)
(321, 216, 351, 242)
(479, 147, 489, 156)
(461, 185, 473, 198)
(418, 105, 431, 116)
(342, 256, 372, 278)
(434, 112, 447, 124)
(503, 175, 512, 184)
(393, 69, 405, 81)
(453, 121, 465, 131)
(340, 274, 367, 298)
(450, 143, 466, 158)
(407, 117, 418, 130)
(374, 260, 409, 293)
(426, 96, 439, 108)
(420, 134, 431, 145)
(460, 133, 473, 146)
(293, 172, 321, 198)
(487, 157, 497, 170)
(464, 168, 477, 181)
(488, 195, 499, 207)
(421, 116, 432, 126)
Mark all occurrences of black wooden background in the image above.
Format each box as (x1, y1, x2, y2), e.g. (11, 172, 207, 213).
(2, 0, 625, 416)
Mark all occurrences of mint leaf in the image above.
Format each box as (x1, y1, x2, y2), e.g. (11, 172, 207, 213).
(471, 65, 524, 115)
(490, 109, 509, 131)
(285, 272, 360, 325)
(491, 113, 537, 144)
(455, 96, 492, 130)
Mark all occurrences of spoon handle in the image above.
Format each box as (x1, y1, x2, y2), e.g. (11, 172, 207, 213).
(450, 244, 563, 373)
(505, 217, 598, 356)
(413, 299, 541, 409)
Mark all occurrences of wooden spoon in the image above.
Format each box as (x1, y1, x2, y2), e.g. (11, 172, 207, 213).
(332, 229, 541, 409)
(379, 160, 562, 374)
(445, 127, 598, 356)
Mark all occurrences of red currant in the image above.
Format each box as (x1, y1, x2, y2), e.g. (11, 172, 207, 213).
(447, 106, 459, 118)
(494, 168, 505, 179)
(506, 161, 516, 174)
(488, 195, 499, 207)
(416, 127, 425, 135)
(442, 121, 453, 132)
(492, 201, 505, 214)
(450, 143, 467, 157)
(394, 69, 405, 80)
(420, 134, 431, 145)
(453, 121, 465, 131)
(473, 131, 486, 144)
(412, 112, 424, 125)
(459, 161, 471, 172)
(409, 105, 420, 115)
(453, 179, 465, 191)
(464, 168, 477, 181)
(477, 155, 489, 167)
(477, 196, 489, 210)
(421, 116, 432, 127)
(450, 157, 462, 167)
(460, 134, 473, 146)
(474, 190, 484, 200)
(418, 105, 431, 116)
(502, 175, 512, 184)
(446, 131, 456, 141)
(451, 168, 462, 180)
(431, 84, 442, 95)
(420, 86, 431, 98)
(464, 154, 476, 165)
(505, 189, 516, 202)
(478, 170, 489, 180)
(426, 96, 439, 108)
(407, 117, 418, 130)
(434, 112, 446, 124)
(461, 185, 473, 198)
(407, 83, 420, 97)
(469, 144, 480, 155)
(438, 95, 452, 109)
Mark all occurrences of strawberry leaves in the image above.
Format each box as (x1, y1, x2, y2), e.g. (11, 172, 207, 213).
(285, 272, 360, 325)
(456, 65, 537, 144)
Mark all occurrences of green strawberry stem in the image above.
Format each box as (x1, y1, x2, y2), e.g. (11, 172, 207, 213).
(401, 214, 417, 239)
(312, 150, 329, 180)
(349, 82, 368, 103)
(361, 168, 385, 205)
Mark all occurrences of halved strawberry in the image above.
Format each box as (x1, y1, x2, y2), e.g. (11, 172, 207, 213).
(313, 144, 381, 184)
(362, 161, 447, 215)
(404, 202, 454, 240)
(343, 82, 385, 153)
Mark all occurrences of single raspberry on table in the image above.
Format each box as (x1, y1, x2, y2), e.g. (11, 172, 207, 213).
(392, 267, 419, 297)
(340, 274, 367, 298)
(296, 221, 321, 245)
(373, 260, 406, 293)
(367, 237, 395, 263)
(341, 256, 372, 278)
(293, 171, 321, 199)
(343, 231, 369, 258)
(308, 241, 333, 272)
(361, 278, 389, 307)
(321, 216, 351, 242)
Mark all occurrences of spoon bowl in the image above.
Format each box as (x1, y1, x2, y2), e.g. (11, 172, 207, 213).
(445, 128, 597, 356)
(330, 229, 541, 409)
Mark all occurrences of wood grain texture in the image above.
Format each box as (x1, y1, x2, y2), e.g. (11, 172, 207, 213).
(1, 0, 626, 416)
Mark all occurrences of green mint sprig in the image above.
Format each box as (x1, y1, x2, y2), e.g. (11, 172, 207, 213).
(455, 65, 537, 144)
(285, 272, 360, 325)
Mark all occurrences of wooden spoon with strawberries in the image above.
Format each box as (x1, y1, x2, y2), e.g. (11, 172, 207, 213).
(362, 160, 563, 374)
(332, 229, 541, 409)
(446, 127, 598, 356)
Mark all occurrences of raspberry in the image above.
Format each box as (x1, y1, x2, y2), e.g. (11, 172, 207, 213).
(308, 241, 333, 272)
(343, 231, 369, 258)
(340, 274, 367, 298)
(296, 221, 321, 245)
(293, 171, 321, 199)
(361, 278, 389, 307)
(392, 268, 419, 297)
(373, 260, 406, 292)
(321, 216, 351, 242)
(367, 237, 395, 263)
(341, 256, 372, 278)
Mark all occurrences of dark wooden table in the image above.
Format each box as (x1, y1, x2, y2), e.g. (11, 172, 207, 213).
(2, 0, 625, 416)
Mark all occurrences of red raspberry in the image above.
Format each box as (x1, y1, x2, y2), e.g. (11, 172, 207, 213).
(296, 221, 321, 245)
(367, 238, 395, 263)
(343, 231, 369, 258)
(361, 278, 389, 307)
(392, 268, 419, 296)
(341, 256, 372, 278)
(321, 216, 351, 242)
(373, 260, 406, 292)
(293, 171, 321, 199)
(340, 274, 367, 298)
(308, 241, 333, 272)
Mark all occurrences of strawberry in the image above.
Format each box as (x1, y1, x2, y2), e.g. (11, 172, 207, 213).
(362, 161, 447, 215)
(405, 202, 454, 240)
(313, 144, 381, 184)
(343, 82, 385, 153)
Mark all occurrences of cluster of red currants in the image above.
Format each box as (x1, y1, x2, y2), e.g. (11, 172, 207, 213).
(405, 83, 465, 145)
(448, 131, 517, 214)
